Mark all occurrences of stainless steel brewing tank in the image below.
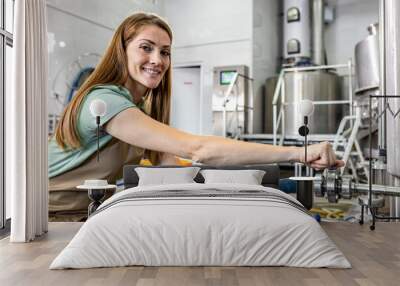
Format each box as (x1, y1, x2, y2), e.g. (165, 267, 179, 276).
(280, 70, 341, 135)
(385, 0, 400, 178)
(355, 23, 380, 92)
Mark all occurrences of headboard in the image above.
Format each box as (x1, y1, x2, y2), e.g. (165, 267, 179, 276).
(123, 164, 280, 189)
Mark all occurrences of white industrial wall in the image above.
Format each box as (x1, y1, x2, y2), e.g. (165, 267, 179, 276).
(46, 0, 163, 116)
(163, 0, 253, 135)
(325, 0, 379, 69)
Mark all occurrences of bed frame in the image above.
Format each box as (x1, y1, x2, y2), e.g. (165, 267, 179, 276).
(123, 164, 280, 189)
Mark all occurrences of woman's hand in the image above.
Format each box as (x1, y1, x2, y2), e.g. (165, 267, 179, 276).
(298, 141, 344, 170)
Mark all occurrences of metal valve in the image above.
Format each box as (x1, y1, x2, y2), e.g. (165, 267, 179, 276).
(313, 169, 354, 203)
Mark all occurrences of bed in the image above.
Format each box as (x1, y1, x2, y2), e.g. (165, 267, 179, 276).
(50, 165, 351, 269)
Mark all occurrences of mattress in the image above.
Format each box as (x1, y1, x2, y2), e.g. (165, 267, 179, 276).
(50, 183, 351, 269)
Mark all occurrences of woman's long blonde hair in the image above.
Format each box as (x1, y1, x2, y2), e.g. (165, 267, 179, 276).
(54, 12, 173, 165)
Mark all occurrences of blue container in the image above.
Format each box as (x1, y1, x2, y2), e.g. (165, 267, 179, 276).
(279, 178, 297, 194)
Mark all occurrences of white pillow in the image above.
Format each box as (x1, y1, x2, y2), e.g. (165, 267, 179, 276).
(135, 167, 201, 186)
(200, 169, 266, 185)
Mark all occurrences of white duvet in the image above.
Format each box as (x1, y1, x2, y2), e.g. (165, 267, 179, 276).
(50, 183, 351, 269)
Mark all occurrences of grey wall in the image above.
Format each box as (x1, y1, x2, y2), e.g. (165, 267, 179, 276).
(253, 0, 281, 133)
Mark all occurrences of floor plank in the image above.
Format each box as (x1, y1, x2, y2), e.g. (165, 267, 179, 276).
(0, 222, 399, 286)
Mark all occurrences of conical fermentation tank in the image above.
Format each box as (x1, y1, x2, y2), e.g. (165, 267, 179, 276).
(354, 23, 380, 128)
(264, 70, 342, 135)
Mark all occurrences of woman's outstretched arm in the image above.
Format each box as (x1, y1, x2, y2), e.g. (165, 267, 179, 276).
(105, 108, 343, 169)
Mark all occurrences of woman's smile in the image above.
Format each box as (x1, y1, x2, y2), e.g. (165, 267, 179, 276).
(142, 66, 162, 77)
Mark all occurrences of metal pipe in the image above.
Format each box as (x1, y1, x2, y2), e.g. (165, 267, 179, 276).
(340, 110, 361, 176)
(221, 72, 239, 137)
(389, 176, 400, 216)
(351, 183, 400, 196)
(277, 108, 282, 130)
(312, 0, 325, 65)
(348, 59, 354, 120)
(332, 115, 356, 152)
(280, 77, 286, 146)
(283, 63, 348, 73)
(379, 0, 386, 151)
(272, 71, 284, 145)
(354, 139, 369, 182)
(273, 105, 277, 145)
(311, 100, 351, 105)
(369, 94, 372, 206)
(222, 108, 227, 138)
(272, 70, 284, 105)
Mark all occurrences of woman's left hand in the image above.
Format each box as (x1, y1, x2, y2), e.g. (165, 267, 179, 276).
(298, 141, 344, 170)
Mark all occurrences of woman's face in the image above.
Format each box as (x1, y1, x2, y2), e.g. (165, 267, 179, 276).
(125, 25, 171, 91)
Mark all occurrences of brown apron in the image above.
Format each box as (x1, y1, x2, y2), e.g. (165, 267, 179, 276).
(49, 139, 144, 221)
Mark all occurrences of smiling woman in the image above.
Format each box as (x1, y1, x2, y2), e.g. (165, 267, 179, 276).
(48, 12, 343, 221)
(48, 13, 174, 221)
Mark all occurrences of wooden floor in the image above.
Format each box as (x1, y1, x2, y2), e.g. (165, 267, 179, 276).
(0, 222, 399, 286)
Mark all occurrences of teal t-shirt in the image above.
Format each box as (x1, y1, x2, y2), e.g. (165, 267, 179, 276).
(48, 84, 138, 178)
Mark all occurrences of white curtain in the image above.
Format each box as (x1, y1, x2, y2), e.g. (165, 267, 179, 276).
(8, 0, 48, 242)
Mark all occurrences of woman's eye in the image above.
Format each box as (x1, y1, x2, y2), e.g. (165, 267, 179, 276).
(161, 50, 171, 57)
(141, 45, 152, 52)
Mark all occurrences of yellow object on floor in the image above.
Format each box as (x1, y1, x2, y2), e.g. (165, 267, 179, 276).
(310, 201, 355, 220)
(310, 207, 345, 219)
(139, 158, 192, 166)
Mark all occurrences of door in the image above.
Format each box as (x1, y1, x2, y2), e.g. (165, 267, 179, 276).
(170, 66, 201, 135)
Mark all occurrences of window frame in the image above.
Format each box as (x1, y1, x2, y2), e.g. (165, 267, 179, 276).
(0, 0, 14, 234)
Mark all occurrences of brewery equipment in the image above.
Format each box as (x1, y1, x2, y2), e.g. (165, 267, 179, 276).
(283, 0, 312, 65)
(264, 0, 348, 142)
(212, 65, 252, 137)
